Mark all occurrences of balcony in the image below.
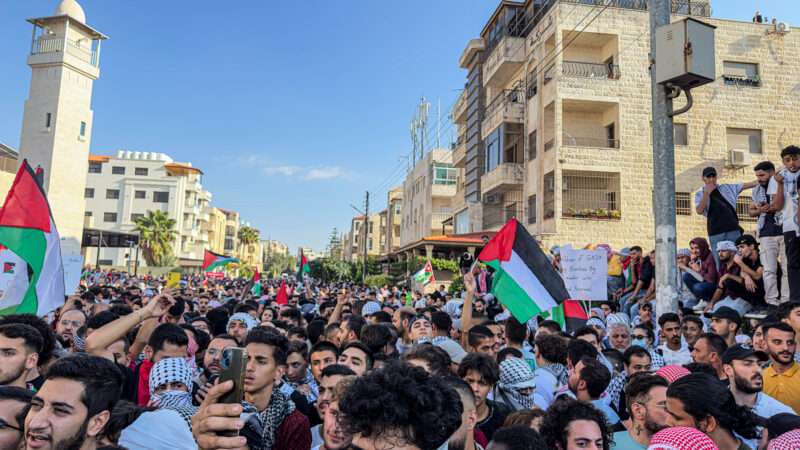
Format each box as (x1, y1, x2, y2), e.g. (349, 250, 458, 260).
(482, 89, 524, 139)
(483, 35, 525, 88)
(431, 182, 457, 198)
(483, 201, 523, 231)
(481, 163, 524, 195)
(30, 37, 99, 67)
(562, 99, 620, 150)
(453, 133, 466, 168)
(562, 134, 619, 149)
(563, 61, 620, 79)
(453, 91, 468, 125)
(431, 213, 455, 235)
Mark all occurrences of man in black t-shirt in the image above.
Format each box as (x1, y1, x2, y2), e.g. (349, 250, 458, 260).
(724, 235, 767, 309)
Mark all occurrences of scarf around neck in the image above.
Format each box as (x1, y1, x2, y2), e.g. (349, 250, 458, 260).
(244, 389, 296, 450)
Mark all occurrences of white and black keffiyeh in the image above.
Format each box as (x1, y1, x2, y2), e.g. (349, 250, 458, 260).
(286, 368, 319, 403)
(228, 312, 259, 331)
(243, 389, 296, 450)
(497, 357, 537, 411)
(149, 357, 194, 395)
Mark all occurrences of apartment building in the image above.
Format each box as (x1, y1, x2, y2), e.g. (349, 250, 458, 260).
(344, 214, 384, 262)
(400, 149, 459, 249)
(83, 150, 212, 267)
(220, 209, 239, 257)
(384, 187, 403, 255)
(263, 240, 290, 258)
(206, 207, 228, 255)
(452, 0, 800, 249)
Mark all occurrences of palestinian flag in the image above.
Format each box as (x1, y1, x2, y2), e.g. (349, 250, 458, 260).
(0, 161, 65, 316)
(3, 262, 15, 274)
(275, 280, 288, 305)
(477, 218, 570, 323)
(202, 250, 238, 273)
(542, 300, 589, 333)
(413, 260, 435, 285)
(296, 250, 309, 282)
(251, 268, 262, 296)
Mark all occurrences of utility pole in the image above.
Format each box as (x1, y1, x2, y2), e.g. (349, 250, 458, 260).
(363, 191, 369, 284)
(650, 0, 679, 317)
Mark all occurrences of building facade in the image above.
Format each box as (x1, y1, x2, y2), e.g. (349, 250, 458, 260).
(451, 0, 799, 250)
(83, 150, 212, 268)
(344, 214, 384, 262)
(400, 148, 459, 249)
(220, 209, 240, 257)
(384, 187, 403, 255)
(206, 207, 228, 255)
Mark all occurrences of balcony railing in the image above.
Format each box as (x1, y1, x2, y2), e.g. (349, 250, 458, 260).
(562, 134, 620, 149)
(563, 61, 620, 79)
(453, 91, 468, 124)
(482, 163, 524, 195)
(559, 0, 710, 16)
(484, 35, 525, 87)
(543, 64, 556, 84)
(31, 37, 99, 67)
(483, 202, 523, 230)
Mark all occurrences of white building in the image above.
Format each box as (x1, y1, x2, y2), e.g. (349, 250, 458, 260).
(17, 0, 107, 259)
(83, 150, 212, 269)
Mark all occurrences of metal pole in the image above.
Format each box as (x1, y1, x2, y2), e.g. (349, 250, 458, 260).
(134, 245, 139, 276)
(95, 230, 102, 268)
(363, 191, 369, 284)
(650, 0, 679, 317)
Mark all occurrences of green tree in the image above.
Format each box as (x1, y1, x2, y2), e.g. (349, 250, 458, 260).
(133, 210, 178, 266)
(237, 226, 260, 253)
(310, 257, 353, 282)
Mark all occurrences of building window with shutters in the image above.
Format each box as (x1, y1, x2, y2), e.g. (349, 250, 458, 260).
(676, 192, 692, 215)
(528, 194, 537, 224)
(727, 128, 762, 154)
(723, 61, 760, 87)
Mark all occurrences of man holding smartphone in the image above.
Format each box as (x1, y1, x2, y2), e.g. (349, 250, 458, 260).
(750, 161, 787, 306)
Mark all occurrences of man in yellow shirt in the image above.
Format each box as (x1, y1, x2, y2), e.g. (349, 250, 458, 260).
(763, 322, 800, 414)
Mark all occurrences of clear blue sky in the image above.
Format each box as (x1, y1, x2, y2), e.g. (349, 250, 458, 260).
(1, 1, 797, 253)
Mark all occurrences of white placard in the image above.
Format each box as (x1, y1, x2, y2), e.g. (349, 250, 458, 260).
(560, 247, 608, 301)
(63, 253, 84, 295)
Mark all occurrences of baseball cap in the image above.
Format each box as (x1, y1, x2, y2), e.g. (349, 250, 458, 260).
(704, 306, 742, 325)
(722, 343, 768, 364)
(716, 240, 737, 253)
(735, 234, 758, 247)
(361, 301, 381, 316)
(702, 166, 717, 177)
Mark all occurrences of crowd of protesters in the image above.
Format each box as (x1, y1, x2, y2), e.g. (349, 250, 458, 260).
(0, 146, 796, 450)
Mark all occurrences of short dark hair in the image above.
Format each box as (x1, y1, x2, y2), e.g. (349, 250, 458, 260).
(342, 341, 373, 369)
(147, 323, 189, 354)
(491, 426, 548, 450)
(578, 356, 611, 399)
(320, 364, 356, 378)
(86, 310, 120, 331)
(623, 345, 651, 366)
(371, 311, 393, 324)
(780, 145, 800, 158)
(534, 333, 567, 365)
(505, 317, 528, 345)
(573, 326, 599, 341)
(538, 320, 562, 334)
(306, 319, 326, 344)
(777, 302, 800, 321)
(287, 340, 309, 361)
(682, 315, 703, 329)
(45, 354, 123, 417)
(457, 353, 499, 385)
(630, 246, 643, 253)
(625, 373, 668, 414)
(310, 340, 340, 359)
(683, 362, 717, 376)
(467, 324, 494, 349)
(698, 332, 728, 355)
(245, 327, 290, 366)
(633, 324, 655, 343)
(763, 322, 796, 338)
(404, 344, 451, 376)
(339, 362, 462, 450)
(360, 324, 393, 354)
(567, 338, 598, 367)
(430, 311, 452, 333)
(0, 314, 55, 364)
(753, 160, 776, 172)
(441, 375, 475, 404)
(658, 312, 681, 328)
(344, 315, 367, 340)
(0, 385, 34, 429)
(279, 307, 302, 323)
(497, 347, 523, 362)
(540, 398, 611, 450)
(0, 323, 43, 354)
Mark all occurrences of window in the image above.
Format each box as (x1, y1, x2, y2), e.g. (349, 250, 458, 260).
(45, 113, 52, 129)
(134, 190, 146, 199)
(676, 192, 692, 215)
(528, 194, 537, 224)
(736, 197, 757, 223)
(543, 172, 555, 219)
(605, 123, 616, 145)
(432, 164, 458, 185)
(727, 127, 762, 154)
(84, 188, 94, 198)
(135, 167, 149, 176)
(106, 189, 120, 200)
(80, 121, 87, 137)
(528, 130, 537, 161)
(674, 123, 688, 146)
(98, 259, 113, 266)
(153, 191, 169, 203)
(84, 211, 92, 217)
(88, 162, 102, 174)
(112, 166, 125, 175)
(723, 61, 760, 87)
(103, 212, 117, 223)
(130, 213, 144, 222)
(485, 126, 501, 172)
(561, 170, 621, 220)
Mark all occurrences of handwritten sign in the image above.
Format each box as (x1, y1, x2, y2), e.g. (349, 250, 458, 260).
(560, 246, 608, 301)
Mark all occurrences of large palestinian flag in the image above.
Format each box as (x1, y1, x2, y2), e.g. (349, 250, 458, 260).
(296, 250, 309, 282)
(0, 161, 65, 316)
(202, 250, 238, 273)
(477, 218, 570, 323)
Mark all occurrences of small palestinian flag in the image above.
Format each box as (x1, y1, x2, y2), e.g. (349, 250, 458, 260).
(3, 262, 14, 274)
(413, 260, 435, 285)
(276, 280, 288, 305)
(296, 250, 309, 282)
(477, 218, 570, 323)
(202, 250, 238, 273)
(0, 160, 65, 316)
(543, 300, 589, 333)
(251, 268, 261, 296)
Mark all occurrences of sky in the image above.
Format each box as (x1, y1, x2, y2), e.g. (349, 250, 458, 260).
(1, 0, 798, 253)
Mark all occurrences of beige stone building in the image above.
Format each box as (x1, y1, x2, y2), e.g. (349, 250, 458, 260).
(384, 187, 403, 255)
(206, 207, 228, 255)
(452, 0, 799, 250)
(344, 214, 385, 262)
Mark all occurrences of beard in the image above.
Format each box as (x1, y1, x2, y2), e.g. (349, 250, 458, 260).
(54, 419, 88, 450)
(0, 364, 26, 386)
(734, 373, 762, 394)
(643, 415, 667, 435)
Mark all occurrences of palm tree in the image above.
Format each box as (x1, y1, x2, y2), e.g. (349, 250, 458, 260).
(237, 226, 260, 253)
(134, 210, 178, 266)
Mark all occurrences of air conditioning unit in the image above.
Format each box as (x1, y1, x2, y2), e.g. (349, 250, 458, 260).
(728, 148, 751, 167)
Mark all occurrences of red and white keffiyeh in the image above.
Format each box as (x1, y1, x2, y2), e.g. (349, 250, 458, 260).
(655, 365, 691, 384)
(647, 427, 718, 450)
(768, 430, 800, 450)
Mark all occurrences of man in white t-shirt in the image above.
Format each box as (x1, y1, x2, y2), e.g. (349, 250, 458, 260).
(751, 161, 789, 305)
(776, 146, 800, 301)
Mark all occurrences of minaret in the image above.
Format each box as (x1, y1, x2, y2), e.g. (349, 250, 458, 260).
(18, 0, 108, 258)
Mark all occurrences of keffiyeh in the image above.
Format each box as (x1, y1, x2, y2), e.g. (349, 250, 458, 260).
(497, 358, 536, 410)
(244, 389, 296, 450)
(149, 357, 194, 395)
(769, 430, 800, 450)
(655, 365, 691, 384)
(647, 427, 718, 450)
(286, 368, 319, 403)
(228, 312, 259, 331)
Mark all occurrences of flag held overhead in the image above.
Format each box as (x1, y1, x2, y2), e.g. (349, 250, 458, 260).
(202, 250, 239, 273)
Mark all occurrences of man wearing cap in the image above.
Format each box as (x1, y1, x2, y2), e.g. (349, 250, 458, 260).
(707, 241, 752, 316)
(707, 306, 742, 348)
(694, 166, 757, 268)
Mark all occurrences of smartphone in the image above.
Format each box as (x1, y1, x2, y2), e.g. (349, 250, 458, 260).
(218, 347, 248, 406)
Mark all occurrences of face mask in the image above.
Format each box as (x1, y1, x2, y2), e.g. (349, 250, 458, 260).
(150, 390, 193, 409)
(631, 338, 647, 348)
